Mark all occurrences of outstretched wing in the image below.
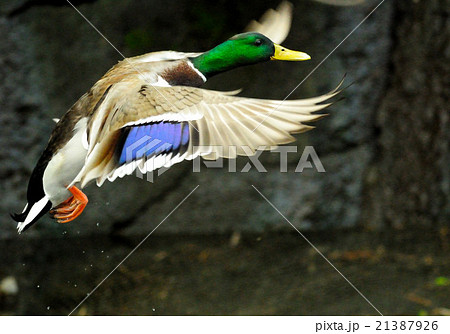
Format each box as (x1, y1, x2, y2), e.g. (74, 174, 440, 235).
(76, 78, 344, 187)
(244, 1, 293, 44)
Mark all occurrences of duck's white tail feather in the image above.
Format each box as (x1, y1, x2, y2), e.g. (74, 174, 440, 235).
(12, 196, 51, 234)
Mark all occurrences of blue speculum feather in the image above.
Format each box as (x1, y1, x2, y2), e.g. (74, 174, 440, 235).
(119, 122, 190, 164)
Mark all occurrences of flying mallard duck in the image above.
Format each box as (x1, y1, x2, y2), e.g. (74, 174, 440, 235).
(12, 2, 343, 233)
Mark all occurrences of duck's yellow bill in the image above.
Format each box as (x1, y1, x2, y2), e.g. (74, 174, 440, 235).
(271, 44, 311, 61)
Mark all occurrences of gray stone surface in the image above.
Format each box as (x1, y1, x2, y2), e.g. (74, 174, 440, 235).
(363, 0, 450, 229)
(0, 0, 401, 238)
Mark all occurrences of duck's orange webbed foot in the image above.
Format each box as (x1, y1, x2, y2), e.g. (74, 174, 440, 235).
(49, 186, 88, 223)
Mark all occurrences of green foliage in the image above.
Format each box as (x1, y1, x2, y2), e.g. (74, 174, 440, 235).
(434, 276, 449, 287)
(417, 309, 428, 316)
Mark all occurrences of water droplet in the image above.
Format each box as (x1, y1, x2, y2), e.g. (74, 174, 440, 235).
(152, 308, 156, 312)
(101, 250, 104, 253)
(47, 306, 50, 310)
(96, 223, 100, 227)
(36, 285, 40, 288)
(74, 284, 77, 288)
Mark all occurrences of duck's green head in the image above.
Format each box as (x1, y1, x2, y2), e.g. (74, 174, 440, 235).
(191, 32, 310, 78)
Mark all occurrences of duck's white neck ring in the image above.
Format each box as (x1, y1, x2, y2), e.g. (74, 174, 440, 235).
(187, 60, 207, 83)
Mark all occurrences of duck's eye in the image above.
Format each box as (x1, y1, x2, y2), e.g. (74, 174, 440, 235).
(254, 39, 262, 46)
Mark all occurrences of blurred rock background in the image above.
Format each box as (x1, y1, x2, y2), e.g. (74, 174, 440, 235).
(0, 0, 448, 315)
